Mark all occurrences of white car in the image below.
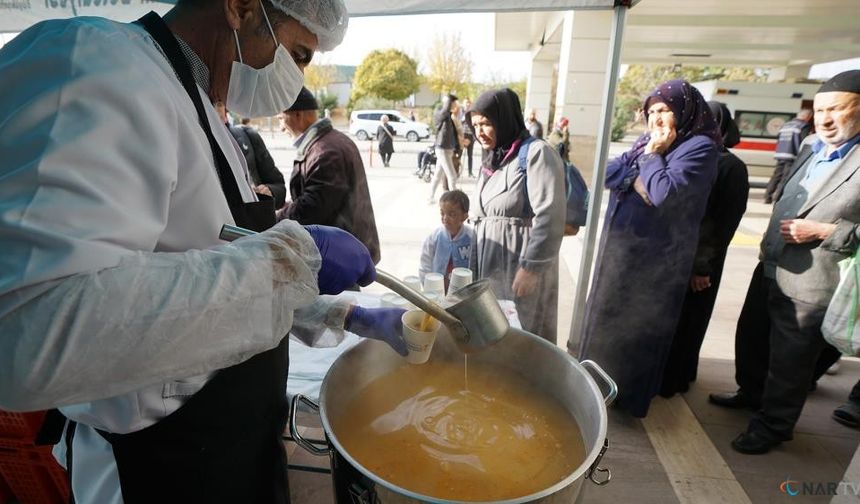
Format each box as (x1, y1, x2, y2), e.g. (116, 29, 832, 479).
(349, 110, 431, 142)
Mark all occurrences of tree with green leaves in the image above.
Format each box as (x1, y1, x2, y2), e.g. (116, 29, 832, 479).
(304, 64, 337, 95)
(426, 33, 472, 97)
(350, 49, 420, 106)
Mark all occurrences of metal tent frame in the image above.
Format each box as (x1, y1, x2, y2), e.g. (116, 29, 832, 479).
(0, 0, 637, 349)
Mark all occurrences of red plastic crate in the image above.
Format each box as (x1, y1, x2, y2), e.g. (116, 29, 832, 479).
(0, 471, 13, 504)
(0, 411, 46, 442)
(0, 445, 68, 504)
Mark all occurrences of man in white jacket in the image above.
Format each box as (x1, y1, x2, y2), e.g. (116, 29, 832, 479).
(0, 0, 405, 502)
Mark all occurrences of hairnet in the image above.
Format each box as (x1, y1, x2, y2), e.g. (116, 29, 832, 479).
(269, 0, 349, 52)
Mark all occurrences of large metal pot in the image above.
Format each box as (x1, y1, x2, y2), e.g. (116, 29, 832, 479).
(290, 326, 617, 503)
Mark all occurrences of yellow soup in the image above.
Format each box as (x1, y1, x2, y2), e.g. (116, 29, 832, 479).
(332, 360, 585, 501)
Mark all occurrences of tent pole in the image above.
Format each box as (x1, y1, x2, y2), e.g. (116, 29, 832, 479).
(566, 3, 628, 355)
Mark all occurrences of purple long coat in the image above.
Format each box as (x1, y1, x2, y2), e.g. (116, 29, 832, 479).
(579, 134, 718, 417)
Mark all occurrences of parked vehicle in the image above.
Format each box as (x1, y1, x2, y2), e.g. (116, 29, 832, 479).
(692, 80, 819, 170)
(349, 110, 431, 142)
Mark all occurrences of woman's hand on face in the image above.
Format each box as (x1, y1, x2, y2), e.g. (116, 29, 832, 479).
(512, 267, 539, 298)
(644, 126, 676, 155)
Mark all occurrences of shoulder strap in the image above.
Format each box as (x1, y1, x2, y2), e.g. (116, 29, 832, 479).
(517, 137, 537, 173)
(137, 12, 245, 216)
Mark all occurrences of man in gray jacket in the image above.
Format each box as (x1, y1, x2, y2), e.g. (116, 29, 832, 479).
(710, 70, 860, 454)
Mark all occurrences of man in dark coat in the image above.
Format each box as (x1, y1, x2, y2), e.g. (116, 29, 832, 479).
(710, 70, 860, 454)
(278, 88, 381, 263)
(764, 109, 813, 203)
(229, 117, 287, 209)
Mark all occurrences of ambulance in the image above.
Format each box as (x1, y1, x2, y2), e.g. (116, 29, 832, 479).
(692, 80, 819, 175)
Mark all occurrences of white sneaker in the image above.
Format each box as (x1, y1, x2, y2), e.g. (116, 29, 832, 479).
(826, 361, 841, 375)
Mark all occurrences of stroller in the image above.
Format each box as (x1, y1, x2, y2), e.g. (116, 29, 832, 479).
(415, 144, 436, 183)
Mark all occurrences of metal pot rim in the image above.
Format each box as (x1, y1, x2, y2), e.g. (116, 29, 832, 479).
(317, 336, 609, 504)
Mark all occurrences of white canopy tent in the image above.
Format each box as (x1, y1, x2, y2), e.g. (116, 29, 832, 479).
(0, 0, 619, 32)
(0, 0, 636, 350)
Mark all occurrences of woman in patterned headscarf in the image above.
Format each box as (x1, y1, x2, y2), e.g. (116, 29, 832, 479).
(578, 79, 721, 417)
(469, 88, 566, 343)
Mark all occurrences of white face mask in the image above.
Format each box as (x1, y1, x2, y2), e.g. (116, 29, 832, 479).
(226, 0, 304, 118)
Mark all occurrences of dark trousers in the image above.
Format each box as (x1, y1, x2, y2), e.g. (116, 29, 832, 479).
(765, 159, 793, 202)
(735, 263, 841, 399)
(849, 380, 860, 405)
(660, 251, 728, 396)
(380, 152, 392, 166)
(736, 263, 841, 440)
(464, 134, 474, 176)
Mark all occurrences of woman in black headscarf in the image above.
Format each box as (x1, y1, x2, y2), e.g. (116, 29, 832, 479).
(660, 101, 749, 397)
(469, 88, 566, 343)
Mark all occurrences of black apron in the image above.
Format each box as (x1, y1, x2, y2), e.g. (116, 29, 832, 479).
(93, 12, 287, 503)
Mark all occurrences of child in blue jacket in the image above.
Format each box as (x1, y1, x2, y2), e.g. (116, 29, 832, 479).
(419, 190, 474, 289)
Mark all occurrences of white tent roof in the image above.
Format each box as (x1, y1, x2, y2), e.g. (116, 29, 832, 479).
(0, 0, 621, 33)
(0, 0, 631, 346)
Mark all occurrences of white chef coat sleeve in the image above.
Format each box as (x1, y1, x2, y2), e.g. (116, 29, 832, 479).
(0, 20, 320, 411)
(0, 218, 322, 412)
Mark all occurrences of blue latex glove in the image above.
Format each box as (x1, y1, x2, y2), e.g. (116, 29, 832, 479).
(346, 306, 408, 356)
(305, 225, 375, 295)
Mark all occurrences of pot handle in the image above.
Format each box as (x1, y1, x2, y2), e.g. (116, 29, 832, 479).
(580, 359, 618, 406)
(289, 394, 331, 456)
(585, 438, 611, 486)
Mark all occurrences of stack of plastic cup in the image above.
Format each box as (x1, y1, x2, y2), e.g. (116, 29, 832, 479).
(402, 275, 423, 293)
(448, 268, 473, 296)
(423, 273, 445, 298)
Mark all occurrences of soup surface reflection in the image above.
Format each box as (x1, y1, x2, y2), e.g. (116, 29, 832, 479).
(332, 360, 585, 501)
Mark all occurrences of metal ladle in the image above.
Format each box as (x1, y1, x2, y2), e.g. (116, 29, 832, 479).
(220, 224, 509, 353)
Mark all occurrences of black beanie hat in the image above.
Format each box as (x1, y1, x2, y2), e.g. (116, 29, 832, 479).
(818, 70, 860, 94)
(286, 87, 319, 112)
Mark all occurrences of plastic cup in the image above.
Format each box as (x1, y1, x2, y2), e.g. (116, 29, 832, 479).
(423, 273, 445, 297)
(391, 295, 414, 311)
(401, 309, 441, 364)
(448, 268, 473, 295)
(381, 292, 400, 308)
(402, 275, 423, 293)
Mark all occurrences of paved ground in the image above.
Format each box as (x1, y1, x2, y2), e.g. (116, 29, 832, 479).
(260, 127, 860, 503)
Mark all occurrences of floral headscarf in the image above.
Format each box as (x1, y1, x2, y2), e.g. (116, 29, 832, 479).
(628, 79, 722, 163)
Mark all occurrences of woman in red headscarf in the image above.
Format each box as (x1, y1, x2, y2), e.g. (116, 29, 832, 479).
(578, 79, 721, 417)
(547, 117, 570, 163)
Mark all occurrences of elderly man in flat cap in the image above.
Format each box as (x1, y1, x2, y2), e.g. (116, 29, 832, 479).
(710, 69, 860, 454)
(278, 87, 381, 264)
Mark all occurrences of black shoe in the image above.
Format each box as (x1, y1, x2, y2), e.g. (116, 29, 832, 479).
(708, 391, 761, 410)
(731, 431, 781, 454)
(833, 402, 860, 428)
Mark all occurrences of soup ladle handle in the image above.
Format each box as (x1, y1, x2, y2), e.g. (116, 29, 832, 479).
(374, 269, 470, 344)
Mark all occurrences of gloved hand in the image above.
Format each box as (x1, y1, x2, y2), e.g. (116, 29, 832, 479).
(345, 306, 408, 356)
(304, 225, 375, 295)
